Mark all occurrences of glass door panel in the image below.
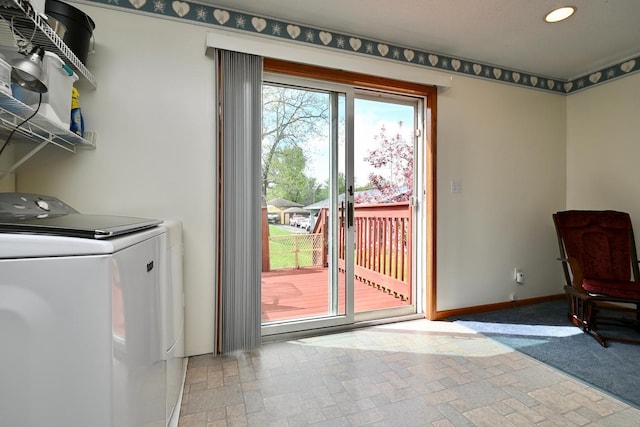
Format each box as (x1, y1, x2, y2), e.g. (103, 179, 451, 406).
(352, 95, 419, 317)
(261, 81, 350, 333)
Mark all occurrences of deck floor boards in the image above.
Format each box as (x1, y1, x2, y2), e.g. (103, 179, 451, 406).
(261, 267, 410, 322)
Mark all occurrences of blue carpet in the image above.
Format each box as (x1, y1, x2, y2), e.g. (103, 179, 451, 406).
(450, 299, 640, 408)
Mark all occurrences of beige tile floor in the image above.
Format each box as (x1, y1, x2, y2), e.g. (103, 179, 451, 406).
(178, 319, 640, 426)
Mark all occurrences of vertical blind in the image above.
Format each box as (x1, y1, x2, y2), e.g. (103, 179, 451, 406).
(216, 49, 263, 353)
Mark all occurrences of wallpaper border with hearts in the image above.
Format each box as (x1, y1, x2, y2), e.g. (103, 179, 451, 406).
(84, 0, 640, 94)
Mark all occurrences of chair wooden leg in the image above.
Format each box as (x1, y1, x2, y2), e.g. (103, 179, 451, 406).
(567, 294, 608, 347)
(587, 328, 608, 347)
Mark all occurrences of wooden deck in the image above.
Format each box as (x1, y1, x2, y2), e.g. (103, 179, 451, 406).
(261, 267, 410, 322)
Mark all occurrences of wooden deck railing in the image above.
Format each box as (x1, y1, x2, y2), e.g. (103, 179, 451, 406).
(264, 202, 413, 302)
(316, 202, 412, 301)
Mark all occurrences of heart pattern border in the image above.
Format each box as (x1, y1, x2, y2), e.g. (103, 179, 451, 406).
(93, 0, 640, 95)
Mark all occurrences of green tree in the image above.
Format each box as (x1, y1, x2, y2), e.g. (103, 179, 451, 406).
(315, 172, 346, 203)
(262, 84, 329, 199)
(266, 145, 308, 202)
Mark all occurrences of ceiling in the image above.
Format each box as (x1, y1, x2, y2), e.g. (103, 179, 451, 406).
(204, 0, 640, 81)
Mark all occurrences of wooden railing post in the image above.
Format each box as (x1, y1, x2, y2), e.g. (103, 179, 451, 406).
(311, 202, 412, 301)
(321, 208, 328, 267)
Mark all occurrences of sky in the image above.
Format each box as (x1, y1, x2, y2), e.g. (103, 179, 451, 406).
(306, 97, 415, 188)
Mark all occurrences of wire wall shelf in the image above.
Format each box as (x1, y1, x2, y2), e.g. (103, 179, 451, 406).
(0, 0, 97, 179)
(0, 93, 95, 180)
(0, 0, 96, 88)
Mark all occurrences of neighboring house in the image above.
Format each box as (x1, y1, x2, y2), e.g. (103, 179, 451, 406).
(303, 189, 383, 232)
(283, 207, 310, 227)
(266, 198, 303, 225)
(304, 189, 380, 212)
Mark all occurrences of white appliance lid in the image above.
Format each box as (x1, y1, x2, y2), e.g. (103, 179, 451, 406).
(0, 193, 161, 239)
(0, 226, 164, 258)
(0, 213, 163, 239)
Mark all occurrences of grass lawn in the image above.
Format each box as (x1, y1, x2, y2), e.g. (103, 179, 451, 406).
(268, 225, 316, 269)
(268, 225, 293, 236)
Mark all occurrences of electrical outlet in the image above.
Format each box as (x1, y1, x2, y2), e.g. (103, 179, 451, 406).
(510, 292, 517, 301)
(514, 268, 524, 284)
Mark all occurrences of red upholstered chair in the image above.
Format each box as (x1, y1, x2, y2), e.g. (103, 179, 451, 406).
(553, 210, 640, 347)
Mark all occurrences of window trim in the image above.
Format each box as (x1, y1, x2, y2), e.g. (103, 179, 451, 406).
(205, 30, 452, 89)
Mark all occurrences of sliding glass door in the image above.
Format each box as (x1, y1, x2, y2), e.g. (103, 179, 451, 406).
(261, 72, 424, 336)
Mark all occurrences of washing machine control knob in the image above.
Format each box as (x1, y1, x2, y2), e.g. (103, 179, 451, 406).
(36, 200, 50, 211)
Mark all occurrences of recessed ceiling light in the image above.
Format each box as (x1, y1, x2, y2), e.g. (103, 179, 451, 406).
(545, 6, 576, 23)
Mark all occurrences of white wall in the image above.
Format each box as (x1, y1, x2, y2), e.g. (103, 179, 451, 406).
(566, 73, 640, 230)
(14, 4, 575, 354)
(16, 5, 217, 356)
(0, 144, 15, 191)
(436, 76, 567, 310)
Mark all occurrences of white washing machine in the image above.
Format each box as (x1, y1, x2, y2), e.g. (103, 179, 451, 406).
(159, 220, 186, 426)
(0, 193, 184, 427)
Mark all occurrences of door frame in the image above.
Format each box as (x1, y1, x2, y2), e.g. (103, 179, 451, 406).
(262, 59, 438, 329)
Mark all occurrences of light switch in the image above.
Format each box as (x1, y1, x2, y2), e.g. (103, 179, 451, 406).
(451, 180, 462, 193)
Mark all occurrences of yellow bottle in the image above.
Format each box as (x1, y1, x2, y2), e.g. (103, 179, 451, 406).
(70, 86, 84, 136)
